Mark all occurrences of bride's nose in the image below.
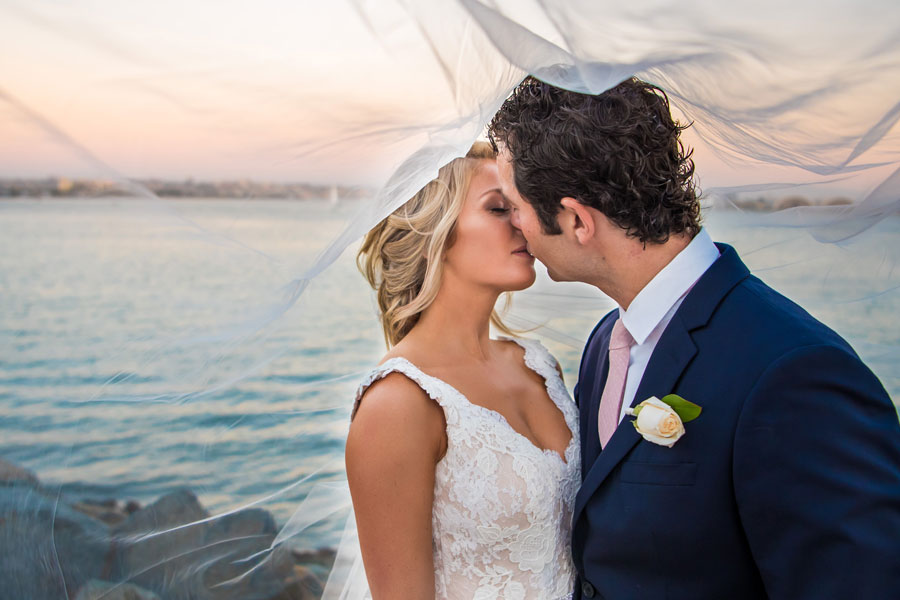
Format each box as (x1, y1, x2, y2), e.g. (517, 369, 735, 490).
(513, 229, 527, 245)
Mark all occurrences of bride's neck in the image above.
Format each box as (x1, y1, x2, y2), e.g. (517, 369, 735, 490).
(412, 279, 498, 362)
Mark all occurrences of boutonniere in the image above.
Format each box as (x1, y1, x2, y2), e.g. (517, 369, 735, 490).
(624, 394, 702, 447)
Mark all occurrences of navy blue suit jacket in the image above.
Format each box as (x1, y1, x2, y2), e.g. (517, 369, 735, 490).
(571, 243, 900, 599)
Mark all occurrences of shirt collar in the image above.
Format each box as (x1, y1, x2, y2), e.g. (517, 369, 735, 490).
(619, 228, 720, 345)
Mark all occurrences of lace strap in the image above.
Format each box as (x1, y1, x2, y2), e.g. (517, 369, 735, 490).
(351, 358, 455, 421)
(500, 336, 574, 424)
(499, 336, 562, 383)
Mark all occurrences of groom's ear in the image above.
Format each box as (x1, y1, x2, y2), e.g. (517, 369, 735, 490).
(559, 197, 595, 245)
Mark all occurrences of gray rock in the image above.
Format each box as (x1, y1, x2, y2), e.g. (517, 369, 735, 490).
(290, 547, 337, 591)
(74, 579, 162, 600)
(291, 547, 336, 570)
(197, 509, 291, 600)
(206, 507, 277, 542)
(72, 499, 129, 526)
(112, 490, 300, 600)
(0, 471, 323, 600)
(110, 488, 210, 597)
(0, 483, 111, 600)
(0, 458, 39, 485)
(259, 564, 323, 600)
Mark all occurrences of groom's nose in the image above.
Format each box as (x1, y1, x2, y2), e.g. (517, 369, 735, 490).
(510, 209, 522, 230)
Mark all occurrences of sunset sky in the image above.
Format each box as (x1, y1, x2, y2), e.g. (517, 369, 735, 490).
(1, 1, 450, 183)
(2, 0, 898, 192)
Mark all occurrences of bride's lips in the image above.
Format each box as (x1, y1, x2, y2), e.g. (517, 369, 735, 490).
(512, 245, 534, 259)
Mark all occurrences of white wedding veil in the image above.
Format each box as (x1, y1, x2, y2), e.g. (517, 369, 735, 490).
(1, 1, 898, 598)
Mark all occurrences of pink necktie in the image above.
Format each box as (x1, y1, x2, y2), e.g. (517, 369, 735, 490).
(597, 318, 634, 448)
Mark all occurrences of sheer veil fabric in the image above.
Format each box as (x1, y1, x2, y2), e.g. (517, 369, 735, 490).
(1, 1, 898, 598)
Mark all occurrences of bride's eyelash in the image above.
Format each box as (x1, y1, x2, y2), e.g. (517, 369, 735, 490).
(489, 207, 509, 214)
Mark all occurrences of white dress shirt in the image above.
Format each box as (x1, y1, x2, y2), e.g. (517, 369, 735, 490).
(616, 228, 720, 423)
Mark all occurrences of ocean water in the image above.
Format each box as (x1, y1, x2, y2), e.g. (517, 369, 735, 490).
(1, 198, 897, 545)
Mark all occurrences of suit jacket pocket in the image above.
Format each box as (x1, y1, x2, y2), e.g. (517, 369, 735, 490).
(620, 461, 697, 486)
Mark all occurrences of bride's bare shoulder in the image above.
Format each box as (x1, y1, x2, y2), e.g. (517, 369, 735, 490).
(350, 367, 446, 464)
(355, 336, 444, 429)
(358, 369, 429, 409)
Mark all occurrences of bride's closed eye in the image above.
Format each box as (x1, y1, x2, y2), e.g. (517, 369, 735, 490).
(489, 207, 510, 214)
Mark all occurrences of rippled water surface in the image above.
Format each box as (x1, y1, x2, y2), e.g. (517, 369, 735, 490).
(1, 198, 897, 543)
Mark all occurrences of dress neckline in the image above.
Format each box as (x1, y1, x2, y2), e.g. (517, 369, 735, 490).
(379, 337, 576, 466)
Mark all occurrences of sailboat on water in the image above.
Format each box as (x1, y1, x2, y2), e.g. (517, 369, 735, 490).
(328, 183, 338, 207)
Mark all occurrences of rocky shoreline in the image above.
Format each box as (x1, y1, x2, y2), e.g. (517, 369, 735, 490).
(0, 459, 337, 600)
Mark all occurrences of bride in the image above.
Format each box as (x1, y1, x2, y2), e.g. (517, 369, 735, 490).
(346, 141, 580, 599)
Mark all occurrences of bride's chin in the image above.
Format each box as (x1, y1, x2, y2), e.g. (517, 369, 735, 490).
(503, 271, 537, 292)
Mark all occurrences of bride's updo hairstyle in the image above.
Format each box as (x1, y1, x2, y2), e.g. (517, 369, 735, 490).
(359, 141, 514, 347)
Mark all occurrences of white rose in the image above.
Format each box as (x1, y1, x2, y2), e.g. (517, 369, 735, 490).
(631, 396, 685, 447)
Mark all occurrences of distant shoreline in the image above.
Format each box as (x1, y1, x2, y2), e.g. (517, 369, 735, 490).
(0, 177, 372, 201)
(4, 178, 898, 215)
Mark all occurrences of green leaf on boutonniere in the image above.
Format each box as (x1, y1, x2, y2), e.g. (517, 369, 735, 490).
(660, 394, 702, 423)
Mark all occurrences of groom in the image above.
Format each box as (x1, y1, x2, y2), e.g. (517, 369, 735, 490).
(489, 77, 900, 599)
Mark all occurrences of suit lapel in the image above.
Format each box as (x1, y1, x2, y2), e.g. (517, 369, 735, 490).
(572, 316, 697, 523)
(572, 243, 751, 527)
(581, 322, 614, 475)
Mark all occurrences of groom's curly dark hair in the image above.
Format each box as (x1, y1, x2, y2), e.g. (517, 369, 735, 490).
(488, 76, 701, 244)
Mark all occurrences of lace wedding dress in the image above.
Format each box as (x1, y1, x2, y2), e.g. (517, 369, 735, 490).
(351, 337, 580, 600)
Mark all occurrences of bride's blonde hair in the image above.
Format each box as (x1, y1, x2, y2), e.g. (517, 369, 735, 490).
(358, 141, 514, 347)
